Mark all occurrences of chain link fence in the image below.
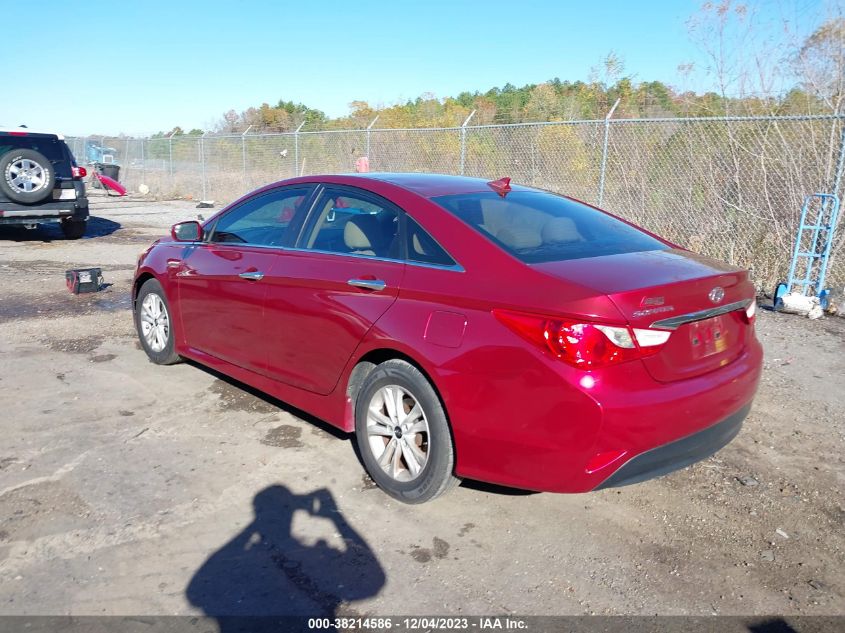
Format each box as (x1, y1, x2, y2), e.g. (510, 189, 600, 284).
(66, 113, 845, 290)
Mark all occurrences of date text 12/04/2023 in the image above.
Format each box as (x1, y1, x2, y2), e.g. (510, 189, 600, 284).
(306, 617, 529, 630)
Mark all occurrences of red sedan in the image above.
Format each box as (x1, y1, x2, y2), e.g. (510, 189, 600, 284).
(133, 174, 762, 503)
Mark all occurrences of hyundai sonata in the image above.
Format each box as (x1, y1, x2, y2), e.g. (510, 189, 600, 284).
(133, 174, 762, 503)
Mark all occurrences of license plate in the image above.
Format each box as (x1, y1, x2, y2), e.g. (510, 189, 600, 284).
(52, 189, 77, 200)
(689, 316, 728, 358)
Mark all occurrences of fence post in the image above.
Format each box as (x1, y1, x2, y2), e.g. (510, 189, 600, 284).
(824, 123, 845, 281)
(832, 123, 845, 202)
(598, 98, 620, 207)
(366, 115, 379, 161)
(200, 132, 207, 201)
(140, 138, 145, 185)
(294, 121, 306, 177)
(168, 131, 176, 177)
(241, 125, 252, 184)
(460, 110, 476, 176)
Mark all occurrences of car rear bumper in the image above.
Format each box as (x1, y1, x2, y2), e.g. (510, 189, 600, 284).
(594, 403, 750, 489)
(449, 334, 762, 493)
(0, 198, 88, 225)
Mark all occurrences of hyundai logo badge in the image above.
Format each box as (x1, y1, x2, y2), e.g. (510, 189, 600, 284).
(709, 286, 725, 303)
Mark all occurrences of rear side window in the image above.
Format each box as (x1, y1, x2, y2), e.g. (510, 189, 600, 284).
(300, 189, 401, 259)
(432, 191, 668, 263)
(406, 216, 456, 267)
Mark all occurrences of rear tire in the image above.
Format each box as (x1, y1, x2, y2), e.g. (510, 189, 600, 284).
(134, 278, 182, 365)
(354, 359, 459, 503)
(61, 218, 87, 239)
(0, 149, 56, 203)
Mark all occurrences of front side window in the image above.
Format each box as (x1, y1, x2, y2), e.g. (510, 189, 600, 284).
(300, 189, 400, 259)
(433, 191, 668, 263)
(209, 187, 312, 246)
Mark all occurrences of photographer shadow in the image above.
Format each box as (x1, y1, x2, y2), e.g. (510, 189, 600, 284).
(186, 485, 385, 627)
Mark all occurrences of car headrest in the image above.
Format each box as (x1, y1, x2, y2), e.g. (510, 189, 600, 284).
(344, 214, 378, 251)
(542, 217, 582, 243)
(496, 226, 542, 250)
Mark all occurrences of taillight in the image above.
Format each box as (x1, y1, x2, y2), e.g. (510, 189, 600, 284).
(744, 300, 757, 324)
(493, 309, 671, 369)
(72, 166, 87, 179)
(631, 328, 671, 353)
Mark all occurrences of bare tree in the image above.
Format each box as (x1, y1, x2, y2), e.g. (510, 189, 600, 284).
(794, 17, 845, 114)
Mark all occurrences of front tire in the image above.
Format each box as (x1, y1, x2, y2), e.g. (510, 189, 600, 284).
(134, 278, 181, 365)
(355, 360, 459, 503)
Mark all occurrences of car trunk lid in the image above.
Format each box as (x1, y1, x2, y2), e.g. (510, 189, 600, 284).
(532, 249, 754, 382)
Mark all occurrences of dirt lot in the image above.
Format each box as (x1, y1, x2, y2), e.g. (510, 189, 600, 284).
(0, 192, 843, 618)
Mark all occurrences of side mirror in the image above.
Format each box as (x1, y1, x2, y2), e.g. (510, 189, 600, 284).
(171, 221, 203, 242)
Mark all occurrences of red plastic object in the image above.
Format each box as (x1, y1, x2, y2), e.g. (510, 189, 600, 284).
(487, 177, 511, 197)
(355, 156, 370, 173)
(96, 173, 127, 196)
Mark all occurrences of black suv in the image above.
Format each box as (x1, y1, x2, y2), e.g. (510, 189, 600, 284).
(0, 127, 89, 239)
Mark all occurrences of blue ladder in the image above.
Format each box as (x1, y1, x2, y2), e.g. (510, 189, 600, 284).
(775, 193, 840, 309)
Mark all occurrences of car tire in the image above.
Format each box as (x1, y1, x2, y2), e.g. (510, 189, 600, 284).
(0, 149, 56, 204)
(355, 359, 460, 503)
(134, 278, 182, 365)
(61, 218, 87, 240)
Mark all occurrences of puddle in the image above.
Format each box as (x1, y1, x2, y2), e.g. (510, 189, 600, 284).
(409, 537, 450, 564)
(0, 259, 135, 275)
(0, 290, 132, 322)
(458, 522, 476, 537)
(95, 229, 161, 245)
(93, 295, 133, 311)
(48, 336, 105, 355)
(208, 379, 278, 414)
(91, 353, 117, 363)
(262, 425, 304, 448)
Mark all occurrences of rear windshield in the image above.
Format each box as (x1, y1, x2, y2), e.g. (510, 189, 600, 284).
(432, 191, 668, 263)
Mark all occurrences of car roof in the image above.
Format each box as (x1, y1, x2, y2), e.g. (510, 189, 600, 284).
(0, 127, 64, 140)
(350, 173, 535, 198)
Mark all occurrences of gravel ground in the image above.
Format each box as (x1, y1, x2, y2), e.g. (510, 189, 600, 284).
(0, 191, 843, 618)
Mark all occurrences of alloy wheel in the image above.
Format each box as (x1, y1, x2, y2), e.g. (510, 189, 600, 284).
(6, 158, 46, 193)
(140, 293, 170, 352)
(366, 385, 430, 482)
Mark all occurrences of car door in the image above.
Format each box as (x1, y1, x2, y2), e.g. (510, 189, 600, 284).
(175, 185, 315, 374)
(260, 185, 405, 394)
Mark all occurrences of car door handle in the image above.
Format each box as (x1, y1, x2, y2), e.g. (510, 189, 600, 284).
(238, 271, 264, 281)
(347, 279, 386, 291)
